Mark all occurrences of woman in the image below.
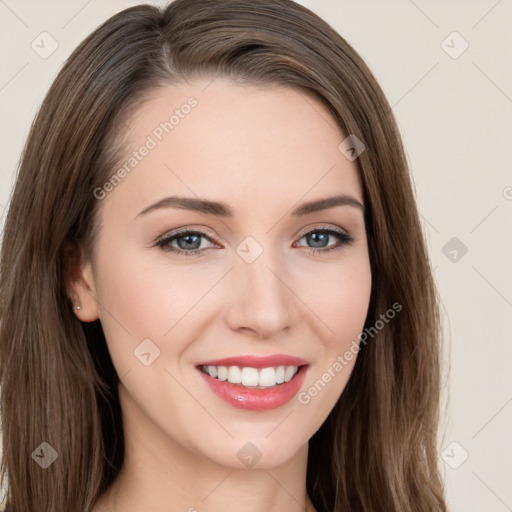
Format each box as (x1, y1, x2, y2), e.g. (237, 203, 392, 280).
(0, 0, 447, 510)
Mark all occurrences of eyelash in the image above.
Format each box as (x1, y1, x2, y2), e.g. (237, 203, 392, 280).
(155, 226, 354, 257)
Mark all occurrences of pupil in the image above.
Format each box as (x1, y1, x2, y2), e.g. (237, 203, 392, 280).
(178, 234, 200, 250)
(308, 232, 328, 248)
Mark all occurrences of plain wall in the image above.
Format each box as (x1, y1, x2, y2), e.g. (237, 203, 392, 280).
(1, 1, 511, 510)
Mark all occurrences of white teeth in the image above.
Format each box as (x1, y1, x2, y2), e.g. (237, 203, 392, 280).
(258, 367, 276, 387)
(217, 366, 228, 381)
(202, 365, 299, 388)
(228, 366, 242, 384)
(284, 366, 297, 382)
(241, 367, 259, 386)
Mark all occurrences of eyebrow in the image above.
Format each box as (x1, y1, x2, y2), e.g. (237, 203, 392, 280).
(136, 193, 365, 219)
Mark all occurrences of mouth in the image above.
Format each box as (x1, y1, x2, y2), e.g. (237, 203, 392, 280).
(195, 355, 309, 411)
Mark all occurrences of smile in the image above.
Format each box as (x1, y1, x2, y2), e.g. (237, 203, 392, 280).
(196, 354, 309, 411)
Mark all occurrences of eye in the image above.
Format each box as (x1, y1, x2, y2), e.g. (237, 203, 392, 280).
(294, 226, 354, 255)
(155, 225, 354, 257)
(155, 230, 216, 257)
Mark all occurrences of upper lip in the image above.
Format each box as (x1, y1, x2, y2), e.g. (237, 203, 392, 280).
(196, 354, 308, 369)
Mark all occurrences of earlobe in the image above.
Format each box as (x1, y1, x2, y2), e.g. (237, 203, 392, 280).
(73, 260, 100, 322)
(63, 243, 100, 322)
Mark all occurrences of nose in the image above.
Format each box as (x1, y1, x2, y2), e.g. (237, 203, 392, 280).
(224, 248, 295, 340)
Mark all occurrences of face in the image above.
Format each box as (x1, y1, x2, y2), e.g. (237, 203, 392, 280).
(73, 78, 372, 470)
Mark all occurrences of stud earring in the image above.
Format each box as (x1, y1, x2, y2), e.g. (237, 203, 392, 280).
(76, 305, 82, 311)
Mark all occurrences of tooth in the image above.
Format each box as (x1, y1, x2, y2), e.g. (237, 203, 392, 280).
(217, 366, 228, 381)
(284, 365, 298, 382)
(275, 365, 285, 384)
(259, 367, 277, 387)
(203, 364, 301, 387)
(227, 366, 242, 384)
(241, 367, 259, 386)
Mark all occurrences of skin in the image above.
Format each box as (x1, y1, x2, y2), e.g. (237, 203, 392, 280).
(69, 78, 372, 512)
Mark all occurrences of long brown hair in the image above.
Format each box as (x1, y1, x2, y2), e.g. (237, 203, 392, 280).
(0, 1, 446, 510)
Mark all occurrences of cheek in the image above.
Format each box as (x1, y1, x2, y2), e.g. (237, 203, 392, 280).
(92, 243, 224, 368)
(90, 241, 175, 373)
(300, 251, 372, 345)
(295, 251, 371, 405)
(94, 246, 195, 331)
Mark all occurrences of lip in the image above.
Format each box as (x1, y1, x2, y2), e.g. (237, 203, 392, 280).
(197, 363, 309, 411)
(196, 354, 309, 369)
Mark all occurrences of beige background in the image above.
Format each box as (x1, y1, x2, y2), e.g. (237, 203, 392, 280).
(1, 0, 511, 510)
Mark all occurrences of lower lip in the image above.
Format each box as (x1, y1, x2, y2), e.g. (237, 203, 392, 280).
(198, 365, 308, 411)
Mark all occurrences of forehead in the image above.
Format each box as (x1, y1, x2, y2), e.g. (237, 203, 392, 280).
(103, 79, 363, 218)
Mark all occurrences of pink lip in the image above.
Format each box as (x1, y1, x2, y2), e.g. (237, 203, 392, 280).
(197, 354, 308, 369)
(197, 363, 309, 412)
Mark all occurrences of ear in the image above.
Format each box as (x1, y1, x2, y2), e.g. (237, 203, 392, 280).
(63, 241, 100, 322)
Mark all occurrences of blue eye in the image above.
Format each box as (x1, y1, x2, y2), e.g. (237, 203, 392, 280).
(155, 230, 213, 256)
(295, 228, 353, 255)
(155, 227, 353, 257)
